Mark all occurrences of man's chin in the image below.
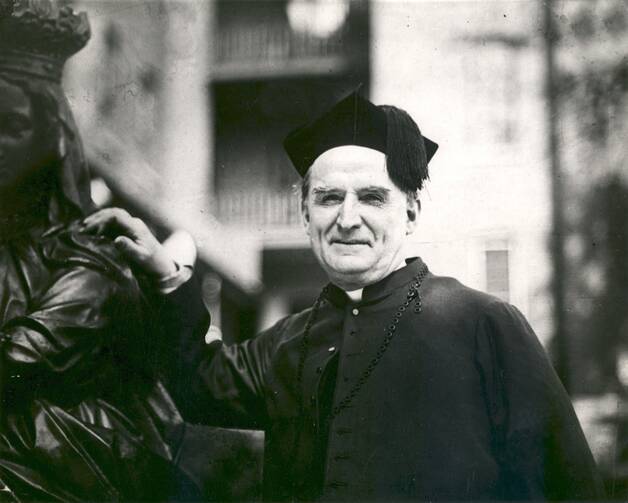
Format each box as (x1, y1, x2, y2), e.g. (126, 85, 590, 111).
(324, 256, 373, 276)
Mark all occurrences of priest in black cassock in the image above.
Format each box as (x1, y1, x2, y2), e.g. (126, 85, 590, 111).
(84, 92, 604, 501)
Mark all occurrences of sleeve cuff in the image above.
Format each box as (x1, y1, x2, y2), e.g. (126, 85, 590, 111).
(204, 325, 223, 345)
(156, 263, 194, 294)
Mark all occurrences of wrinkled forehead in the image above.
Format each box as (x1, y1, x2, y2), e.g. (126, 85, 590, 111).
(309, 145, 388, 185)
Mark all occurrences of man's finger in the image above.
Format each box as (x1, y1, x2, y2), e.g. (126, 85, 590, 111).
(82, 208, 140, 237)
(84, 210, 173, 278)
(83, 207, 122, 224)
(82, 208, 119, 232)
(80, 221, 101, 234)
(114, 236, 148, 263)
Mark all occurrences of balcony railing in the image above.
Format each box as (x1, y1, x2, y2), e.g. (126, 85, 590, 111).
(215, 190, 303, 227)
(216, 23, 346, 64)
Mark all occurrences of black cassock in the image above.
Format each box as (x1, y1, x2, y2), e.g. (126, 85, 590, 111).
(178, 257, 604, 501)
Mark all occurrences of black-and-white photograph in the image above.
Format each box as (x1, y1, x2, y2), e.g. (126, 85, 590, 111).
(0, 0, 626, 500)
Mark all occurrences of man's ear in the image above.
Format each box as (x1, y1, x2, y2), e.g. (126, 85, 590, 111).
(405, 197, 419, 235)
(301, 201, 311, 236)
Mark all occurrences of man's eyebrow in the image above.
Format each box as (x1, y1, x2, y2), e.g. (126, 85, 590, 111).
(311, 187, 343, 195)
(358, 186, 391, 195)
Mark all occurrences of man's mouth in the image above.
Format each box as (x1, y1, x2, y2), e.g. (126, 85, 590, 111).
(331, 239, 370, 246)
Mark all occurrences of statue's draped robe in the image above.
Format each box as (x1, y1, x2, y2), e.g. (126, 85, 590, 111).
(0, 70, 209, 500)
(185, 258, 604, 501)
(0, 223, 197, 501)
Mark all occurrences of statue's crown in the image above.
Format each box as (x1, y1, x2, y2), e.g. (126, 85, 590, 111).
(0, 0, 90, 82)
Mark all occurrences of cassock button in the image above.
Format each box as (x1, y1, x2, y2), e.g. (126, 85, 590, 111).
(351, 308, 359, 316)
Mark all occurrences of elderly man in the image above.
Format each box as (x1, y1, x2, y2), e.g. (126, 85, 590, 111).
(84, 92, 603, 501)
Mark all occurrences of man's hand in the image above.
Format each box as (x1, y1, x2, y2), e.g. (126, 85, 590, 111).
(82, 208, 177, 279)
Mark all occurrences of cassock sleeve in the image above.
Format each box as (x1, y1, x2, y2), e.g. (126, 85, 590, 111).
(475, 300, 605, 500)
(190, 320, 287, 430)
(159, 276, 284, 429)
(158, 278, 267, 495)
(150, 273, 212, 417)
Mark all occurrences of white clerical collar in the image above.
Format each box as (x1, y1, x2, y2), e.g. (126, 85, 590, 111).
(342, 257, 410, 303)
(345, 288, 363, 303)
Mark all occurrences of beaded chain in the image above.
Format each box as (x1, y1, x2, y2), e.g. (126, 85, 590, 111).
(294, 263, 429, 423)
(294, 288, 329, 418)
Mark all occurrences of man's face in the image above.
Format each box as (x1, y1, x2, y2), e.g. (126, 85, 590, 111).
(303, 145, 417, 290)
(0, 78, 37, 192)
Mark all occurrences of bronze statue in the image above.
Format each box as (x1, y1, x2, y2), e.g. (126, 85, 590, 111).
(0, 1, 199, 499)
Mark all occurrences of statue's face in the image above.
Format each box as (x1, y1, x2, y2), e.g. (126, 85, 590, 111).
(0, 78, 37, 191)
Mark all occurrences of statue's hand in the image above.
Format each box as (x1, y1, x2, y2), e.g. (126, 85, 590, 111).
(82, 208, 177, 279)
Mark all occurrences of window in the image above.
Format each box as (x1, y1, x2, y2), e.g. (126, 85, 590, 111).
(485, 249, 510, 302)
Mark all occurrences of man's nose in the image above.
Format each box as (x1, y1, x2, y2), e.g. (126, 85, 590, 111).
(336, 197, 361, 230)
